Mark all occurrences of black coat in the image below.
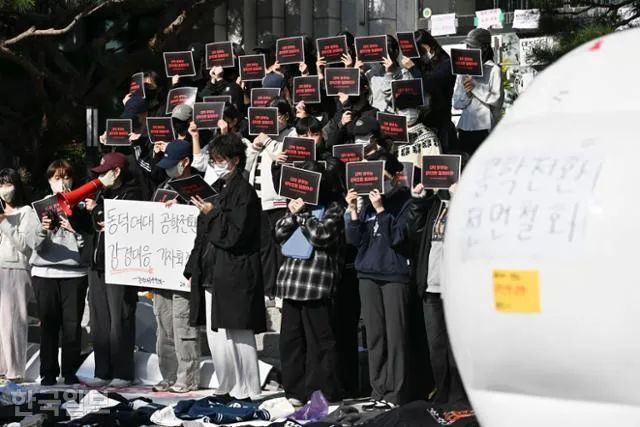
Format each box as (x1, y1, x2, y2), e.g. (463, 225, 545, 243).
(185, 172, 267, 333)
(404, 191, 439, 296)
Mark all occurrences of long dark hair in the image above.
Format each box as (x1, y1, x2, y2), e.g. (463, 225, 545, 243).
(415, 29, 447, 61)
(0, 168, 27, 207)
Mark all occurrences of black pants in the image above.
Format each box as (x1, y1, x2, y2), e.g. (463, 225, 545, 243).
(423, 292, 468, 404)
(457, 129, 490, 157)
(332, 267, 361, 397)
(88, 269, 137, 381)
(280, 298, 342, 403)
(32, 276, 88, 379)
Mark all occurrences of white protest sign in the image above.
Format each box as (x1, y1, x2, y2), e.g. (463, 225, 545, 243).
(430, 13, 457, 37)
(104, 199, 198, 291)
(476, 8, 503, 29)
(459, 154, 602, 261)
(513, 9, 540, 29)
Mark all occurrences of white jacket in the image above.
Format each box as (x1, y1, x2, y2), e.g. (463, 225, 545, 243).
(453, 60, 504, 131)
(0, 206, 38, 270)
(245, 127, 296, 211)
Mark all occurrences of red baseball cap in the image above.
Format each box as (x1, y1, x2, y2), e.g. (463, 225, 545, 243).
(91, 152, 128, 174)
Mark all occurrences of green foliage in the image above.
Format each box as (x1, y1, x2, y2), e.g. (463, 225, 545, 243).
(0, 0, 36, 12)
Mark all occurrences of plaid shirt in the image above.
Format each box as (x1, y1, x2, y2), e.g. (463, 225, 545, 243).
(275, 202, 345, 301)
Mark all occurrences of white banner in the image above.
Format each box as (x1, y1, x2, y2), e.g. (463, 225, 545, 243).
(512, 9, 541, 29)
(476, 8, 503, 29)
(430, 13, 457, 37)
(104, 199, 198, 291)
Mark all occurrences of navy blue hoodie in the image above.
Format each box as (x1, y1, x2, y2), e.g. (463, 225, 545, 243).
(345, 186, 412, 283)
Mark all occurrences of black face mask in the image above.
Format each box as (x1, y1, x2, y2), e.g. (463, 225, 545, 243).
(144, 84, 158, 101)
(437, 189, 450, 201)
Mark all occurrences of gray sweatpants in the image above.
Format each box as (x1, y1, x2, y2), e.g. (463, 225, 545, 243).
(153, 290, 201, 388)
(0, 268, 31, 379)
(359, 279, 410, 404)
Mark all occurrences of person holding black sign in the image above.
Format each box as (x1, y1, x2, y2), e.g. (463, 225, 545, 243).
(199, 58, 245, 117)
(344, 150, 413, 409)
(0, 169, 38, 384)
(274, 161, 345, 406)
(29, 160, 92, 386)
(452, 28, 504, 156)
(149, 141, 202, 394)
(405, 153, 470, 405)
(185, 133, 267, 402)
(84, 153, 142, 388)
(401, 29, 457, 151)
(246, 97, 296, 227)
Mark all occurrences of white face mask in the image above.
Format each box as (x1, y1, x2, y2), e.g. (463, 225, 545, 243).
(0, 186, 16, 204)
(397, 108, 420, 126)
(49, 179, 72, 194)
(355, 134, 372, 145)
(212, 162, 232, 179)
(166, 161, 186, 179)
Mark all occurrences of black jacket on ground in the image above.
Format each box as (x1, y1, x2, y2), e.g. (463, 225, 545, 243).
(404, 191, 439, 296)
(184, 172, 267, 333)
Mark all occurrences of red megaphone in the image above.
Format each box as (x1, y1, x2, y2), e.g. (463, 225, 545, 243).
(56, 178, 103, 216)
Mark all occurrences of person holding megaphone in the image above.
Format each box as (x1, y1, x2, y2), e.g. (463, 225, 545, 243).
(29, 160, 94, 386)
(83, 152, 143, 389)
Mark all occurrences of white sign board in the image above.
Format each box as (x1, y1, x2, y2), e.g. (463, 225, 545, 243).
(430, 13, 457, 37)
(104, 199, 198, 291)
(476, 8, 503, 29)
(512, 9, 541, 29)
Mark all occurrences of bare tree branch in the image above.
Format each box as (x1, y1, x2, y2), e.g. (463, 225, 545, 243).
(1, 1, 114, 47)
(147, 0, 214, 51)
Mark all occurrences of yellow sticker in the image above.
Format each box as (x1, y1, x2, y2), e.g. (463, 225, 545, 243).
(493, 270, 540, 313)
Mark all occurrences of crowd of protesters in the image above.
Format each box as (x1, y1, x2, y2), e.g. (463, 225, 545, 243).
(0, 26, 503, 412)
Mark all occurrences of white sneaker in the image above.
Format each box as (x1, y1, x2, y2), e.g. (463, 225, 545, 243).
(108, 378, 131, 389)
(85, 377, 111, 388)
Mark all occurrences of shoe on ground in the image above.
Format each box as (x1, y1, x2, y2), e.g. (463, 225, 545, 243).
(287, 398, 304, 408)
(40, 376, 57, 386)
(168, 384, 197, 394)
(64, 375, 80, 385)
(108, 378, 132, 389)
(152, 380, 172, 392)
(84, 377, 111, 388)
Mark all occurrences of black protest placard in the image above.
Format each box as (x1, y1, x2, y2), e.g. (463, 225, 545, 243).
(105, 119, 132, 146)
(278, 165, 322, 206)
(293, 76, 321, 104)
(248, 107, 279, 136)
(276, 36, 305, 65)
(316, 36, 348, 64)
(193, 102, 224, 129)
(422, 155, 461, 189)
(168, 175, 217, 203)
(146, 117, 175, 143)
(165, 87, 197, 115)
(239, 54, 267, 82)
(346, 160, 385, 195)
(396, 32, 420, 59)
(251, 88, 281, 107)
(355, 35, 388, 63)
(450, 48, 484, 77)
(153, 189, 179, 203)
(32, 195, 68, 224)
(398, 161, 417, 189)
(325, 68, 360, 96)
(203, 95, 232, 104)
(283, 137, 316, 163)
(206, 41, 235, 69)
(129, 72, 145, 98)
(392, 79, 424, 110)
(378, 112, 409, 143)
(332, 144, 365, 164)
(163, 51, 196, 77)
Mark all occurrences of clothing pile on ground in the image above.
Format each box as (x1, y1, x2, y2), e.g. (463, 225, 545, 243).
(0, 383, 478, 427)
